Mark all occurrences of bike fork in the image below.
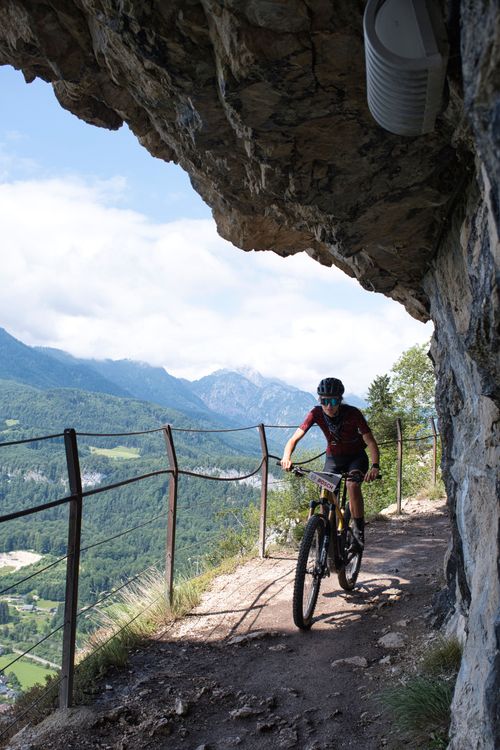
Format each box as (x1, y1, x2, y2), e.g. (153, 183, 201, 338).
(320, 531, 330, 576)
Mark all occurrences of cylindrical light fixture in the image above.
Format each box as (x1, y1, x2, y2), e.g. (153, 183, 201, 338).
(364, 0, 449, 136)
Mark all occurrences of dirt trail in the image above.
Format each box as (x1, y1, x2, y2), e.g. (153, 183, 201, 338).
(8, 498, 449, 750)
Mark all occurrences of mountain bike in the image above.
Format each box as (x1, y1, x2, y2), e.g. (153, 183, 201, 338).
(290, 466, 366, 630)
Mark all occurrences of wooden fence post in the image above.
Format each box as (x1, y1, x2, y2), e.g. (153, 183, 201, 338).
(396, 418, 403, 514)
(60, 428, 83, 709)
(430, 417, 438, 486)
(258, 424, 269, 558)
(163, 425, 178, 605)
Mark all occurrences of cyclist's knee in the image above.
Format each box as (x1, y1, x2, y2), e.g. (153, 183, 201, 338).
(347, 469, 364, 484)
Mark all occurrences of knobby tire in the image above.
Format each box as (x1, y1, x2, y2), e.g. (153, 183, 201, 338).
(293, 514, 326, 629)
(337, 504, 363, 591)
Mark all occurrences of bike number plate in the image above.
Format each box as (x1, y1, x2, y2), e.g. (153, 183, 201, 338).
(308, 471, 341, 492)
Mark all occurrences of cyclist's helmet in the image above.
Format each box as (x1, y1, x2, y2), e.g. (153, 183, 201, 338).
(317, 378, 345, 398)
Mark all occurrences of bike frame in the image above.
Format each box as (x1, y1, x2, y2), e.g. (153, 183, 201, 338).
(289, 464, 370, 628)
(304, 471, 350, 574)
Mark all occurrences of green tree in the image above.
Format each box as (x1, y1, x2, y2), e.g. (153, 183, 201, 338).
(0, 601, 10, 624)
(390, 343, 435, 432)
(6, 672, 21, 692)
(365, 374, 399, 442)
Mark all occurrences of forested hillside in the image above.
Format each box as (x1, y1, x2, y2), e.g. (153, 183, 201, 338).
(37, 346, 220, 419)
(0, 328, 128, 396)
(0, 379, 265, 609)
(0, 328, 335, 437)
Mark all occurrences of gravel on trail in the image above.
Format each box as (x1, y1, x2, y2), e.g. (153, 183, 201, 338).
(6, 497, 449, 750)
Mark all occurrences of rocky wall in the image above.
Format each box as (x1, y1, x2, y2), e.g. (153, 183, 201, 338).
(425, 169, 499, 747)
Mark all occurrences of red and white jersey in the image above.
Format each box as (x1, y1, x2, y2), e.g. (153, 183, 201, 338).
(299, 404, 370, 457)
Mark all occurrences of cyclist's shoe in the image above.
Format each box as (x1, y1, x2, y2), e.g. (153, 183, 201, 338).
(350, 525, 365, 552)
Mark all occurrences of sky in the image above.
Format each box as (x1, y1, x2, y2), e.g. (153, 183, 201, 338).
(0, 65, 432, 398)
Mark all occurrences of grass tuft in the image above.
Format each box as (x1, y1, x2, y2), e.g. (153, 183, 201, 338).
(426, 479, 447, 501)
(380, 636, 462, 748)
(382, 677, 454, 735)
(415, 477, 447, 502)
(73, 561, 248, 701)
(421, 636, 462, 677)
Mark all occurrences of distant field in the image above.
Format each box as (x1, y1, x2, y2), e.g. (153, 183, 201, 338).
(89, 445, 140, 459)
(0, 655, 57, 690)
(35, 599, 60, 610)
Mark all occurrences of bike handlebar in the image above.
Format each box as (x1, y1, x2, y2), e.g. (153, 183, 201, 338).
(275, 461, 382, 480)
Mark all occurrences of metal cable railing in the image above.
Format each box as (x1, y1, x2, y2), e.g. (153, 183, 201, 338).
(268, 450, 326, 466)
(178, 458, 264, 482)
(76, 559, 164, 620)
(171, 424, 260, 433)
(0, 417, 439, 723)
(0, 471, 171, 525)
(0, 623, 65, 674)
(0, 433, 65, 447)
(81, 469, 171, 499)
(0, 494, 74, 524)
(74, 590, 166, 670)
(77, 427, 165, 437)
(80, 512, 166, 553)
(0, 674, 63, 740)
(174, 523, 247, 558)
(0, 554, 69, 596)
(377, 432, 436, 448)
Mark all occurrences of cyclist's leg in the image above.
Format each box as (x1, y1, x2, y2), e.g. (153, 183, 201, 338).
(345, 452, 369, 548)
(329, 455, 366, 591)
(323, 456, 346, 568)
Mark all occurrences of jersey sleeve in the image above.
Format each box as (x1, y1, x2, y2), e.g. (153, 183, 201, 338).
(355, 408, 371, 435)
(299, 408, 317, 434)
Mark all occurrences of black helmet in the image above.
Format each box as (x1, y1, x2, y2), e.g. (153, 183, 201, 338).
(317, 378, 345, 397)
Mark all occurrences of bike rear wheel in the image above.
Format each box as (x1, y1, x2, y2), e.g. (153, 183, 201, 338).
(337, 505, 363, 591)
(293, 514, 326, 629)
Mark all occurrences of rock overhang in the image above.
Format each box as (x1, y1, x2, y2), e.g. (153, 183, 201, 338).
(0, 1, 474, 322)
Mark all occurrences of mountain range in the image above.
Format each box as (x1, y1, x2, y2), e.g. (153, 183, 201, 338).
(0, 327, 365, 433)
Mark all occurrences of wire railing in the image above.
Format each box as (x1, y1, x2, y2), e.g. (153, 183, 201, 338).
(0, 416, 440, 729)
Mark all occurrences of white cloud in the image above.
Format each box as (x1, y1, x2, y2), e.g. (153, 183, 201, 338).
(0, 141, 38, 180)
(0, 176, 432, 397)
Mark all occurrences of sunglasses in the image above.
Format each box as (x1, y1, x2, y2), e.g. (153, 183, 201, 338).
(320, 397, 341, 406)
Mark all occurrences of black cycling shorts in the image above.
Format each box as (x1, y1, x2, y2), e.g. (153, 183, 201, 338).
(324, 451, 369, 481)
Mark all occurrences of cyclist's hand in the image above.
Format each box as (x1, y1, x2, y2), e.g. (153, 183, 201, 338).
(281, 457, 293, 471)
(365, 466, 380, 482)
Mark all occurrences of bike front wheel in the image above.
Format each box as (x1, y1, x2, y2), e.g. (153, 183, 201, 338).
(293, 514, 327, 629)
(337, 506, 363, 591)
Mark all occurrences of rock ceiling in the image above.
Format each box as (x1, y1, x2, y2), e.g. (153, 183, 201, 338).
(0, 1, 474, 320)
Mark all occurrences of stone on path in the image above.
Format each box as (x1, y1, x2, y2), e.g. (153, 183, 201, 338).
(330, 656, 368, 668)
(378, 632, 406, 649)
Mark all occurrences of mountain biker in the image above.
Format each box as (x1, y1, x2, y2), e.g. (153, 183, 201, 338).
(280, 377, 380, 550)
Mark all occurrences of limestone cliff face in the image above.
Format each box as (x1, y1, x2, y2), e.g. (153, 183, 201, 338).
(425, 175, 499, 748)
(0, 1, 498, 746)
